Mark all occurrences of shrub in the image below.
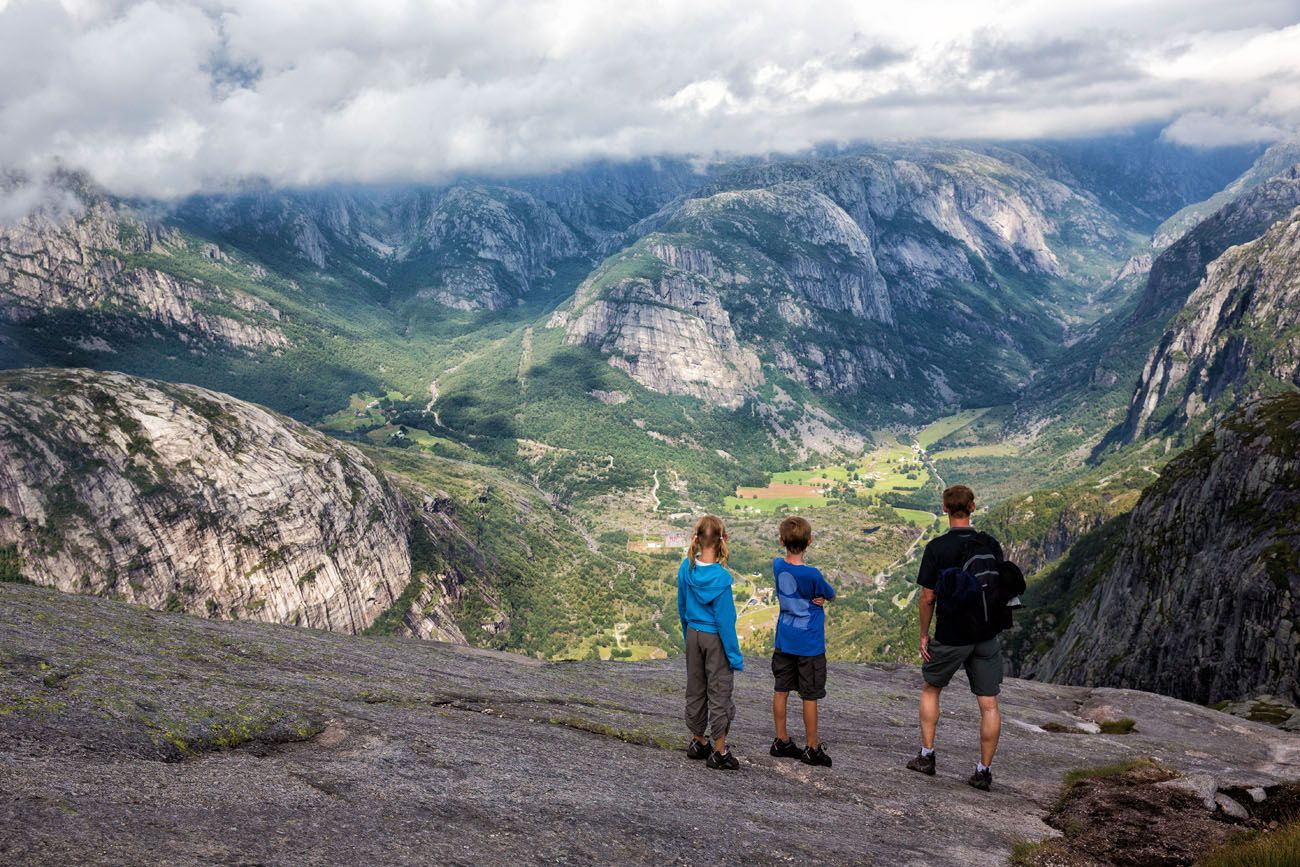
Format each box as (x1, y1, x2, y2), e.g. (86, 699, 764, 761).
(0, 545, 29, 584)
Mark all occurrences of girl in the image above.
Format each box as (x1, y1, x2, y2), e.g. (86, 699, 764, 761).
(676, 514, 744, 770)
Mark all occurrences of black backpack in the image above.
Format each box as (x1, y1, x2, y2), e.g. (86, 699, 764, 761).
(935, 532, 1026, 637)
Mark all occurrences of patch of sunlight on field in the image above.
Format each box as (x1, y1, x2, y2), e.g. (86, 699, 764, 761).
(725, 495, 825, 513)
(916, 408, 991, 449)
(895, 508, 937, 527)
(736, 604, 777, 638)
(931, 443, 1019, 460)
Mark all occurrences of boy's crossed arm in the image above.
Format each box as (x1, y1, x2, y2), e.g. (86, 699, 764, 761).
(811, 570, 836, 606)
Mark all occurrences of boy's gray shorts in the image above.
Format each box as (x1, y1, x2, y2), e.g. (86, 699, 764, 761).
(922, 637, 1003, 696)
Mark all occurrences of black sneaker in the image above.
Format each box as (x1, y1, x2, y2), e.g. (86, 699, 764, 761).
(707, 750, 740, 771)
(801, 745, 832, 767)
(968, 768, 992, 791)
(906, 750, 936, 776)
(770, 738, 802, 759)
(686, 740, 711, 760)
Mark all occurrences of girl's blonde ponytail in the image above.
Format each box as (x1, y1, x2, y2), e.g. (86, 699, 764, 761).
(689, 515, 729, 568)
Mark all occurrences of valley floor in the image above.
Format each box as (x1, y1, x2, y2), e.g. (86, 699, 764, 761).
(3, 583, 1298, 866)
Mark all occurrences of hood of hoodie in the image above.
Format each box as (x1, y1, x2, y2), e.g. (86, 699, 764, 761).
(684, 561, 731, 604)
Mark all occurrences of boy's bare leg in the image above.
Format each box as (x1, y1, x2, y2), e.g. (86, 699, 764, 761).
(692, 735, 708, 745)
(713, 735, 727, 753)
(920, 683, 942, 749)
(977, 695, 1001, 766)
(773, 691, 790, 742)
(802, 698, 819, 748)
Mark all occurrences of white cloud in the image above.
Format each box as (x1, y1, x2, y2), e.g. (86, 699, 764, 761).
(1, 0, 1298, 199)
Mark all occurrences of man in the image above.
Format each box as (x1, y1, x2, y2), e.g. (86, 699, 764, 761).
(906, 484, 1008, 791)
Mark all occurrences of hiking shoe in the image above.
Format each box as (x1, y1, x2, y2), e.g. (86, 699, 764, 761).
(968, 768, 992, 791)
(769, 738, 802, 759)
(906, 751, 936, 776)
(707, 750, 740, 771)
(686, 740, 711, 760)
(800, 745, 832, 767)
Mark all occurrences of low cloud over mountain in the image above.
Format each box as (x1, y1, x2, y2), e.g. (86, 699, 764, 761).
(0, 0, 1298, 200)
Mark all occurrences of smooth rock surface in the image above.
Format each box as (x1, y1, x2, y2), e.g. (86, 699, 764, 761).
(3, 582, 1298, 866)
(0, 368, 456, 640)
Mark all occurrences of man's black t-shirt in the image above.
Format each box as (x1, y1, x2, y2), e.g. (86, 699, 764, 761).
(917, 527, 1005, 646)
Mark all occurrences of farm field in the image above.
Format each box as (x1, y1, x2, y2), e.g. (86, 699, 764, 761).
(895, 508, 938, 528)
(726, 439, 928, 515)
(930, 443, 1019, 460)
(915, 408, 991, 449)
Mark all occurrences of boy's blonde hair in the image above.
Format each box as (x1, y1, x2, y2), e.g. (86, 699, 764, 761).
(779, 516, 812, 553)
(689, 515, 730, 568)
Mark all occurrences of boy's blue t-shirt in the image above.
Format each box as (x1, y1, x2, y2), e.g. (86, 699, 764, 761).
(773, 557, 836, 657)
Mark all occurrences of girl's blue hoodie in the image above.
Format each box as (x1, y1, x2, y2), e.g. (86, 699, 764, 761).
(676, 558, 744, 671)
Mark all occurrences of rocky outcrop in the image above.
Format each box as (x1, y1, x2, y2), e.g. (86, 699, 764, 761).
(981, 488, 1126, 577)
(4, 579, 1298, 865)
(564, 263, 764, 408)
(1123, 201, 1300, 442)
(0, 368, 465, 641)
(0, 200, 287, 352)
(1019, 393, 1300, 705)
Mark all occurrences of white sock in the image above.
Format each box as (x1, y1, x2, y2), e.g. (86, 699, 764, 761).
(921, 747, 935, 758)
(977, 762, 990, 773)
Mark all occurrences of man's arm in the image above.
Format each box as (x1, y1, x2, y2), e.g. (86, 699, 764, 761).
(916, 544, 936, 661)
(918, 587, 936, 661)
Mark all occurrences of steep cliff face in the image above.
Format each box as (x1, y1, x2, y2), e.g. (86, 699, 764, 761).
(1128, 170, 1300, 334)
(401, 185, 583, 310)
(563, 147, 1123, 417)
(1018, 393, 1300, 705)
(1123, 198, 1300, 443)
(0, 368, 468, 641)
(0, 199, 287, 353)
(1153, 140, 1300, 249)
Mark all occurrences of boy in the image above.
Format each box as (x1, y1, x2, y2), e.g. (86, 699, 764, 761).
(769, 516, 836, 767)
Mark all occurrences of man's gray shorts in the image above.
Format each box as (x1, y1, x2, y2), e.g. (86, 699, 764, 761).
(922, 637, 1003, 696)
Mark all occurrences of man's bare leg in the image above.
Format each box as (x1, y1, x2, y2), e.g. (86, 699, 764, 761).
(977, 695, 1001, 767)
(920, 682, 942, 749)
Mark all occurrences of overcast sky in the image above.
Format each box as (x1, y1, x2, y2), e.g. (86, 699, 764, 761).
(1, 0, 1299, 201)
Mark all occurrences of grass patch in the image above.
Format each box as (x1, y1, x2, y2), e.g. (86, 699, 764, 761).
(1062, 757, 1167, 789)
(1099, 718, 1138, 735)
(916, 408, 991, 449)
(1009, 839, 1066, 866)
(895, 507, 937, 528)
(1201, 820, 1300, 867)
(1042, 721, 1088, 734)
(545, 715, 679, 750)
(930, 443, 1019, 460)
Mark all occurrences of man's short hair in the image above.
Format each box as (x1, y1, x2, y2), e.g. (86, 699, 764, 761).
(943, 485, 976, 518)
(779, 516, 813, 553)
